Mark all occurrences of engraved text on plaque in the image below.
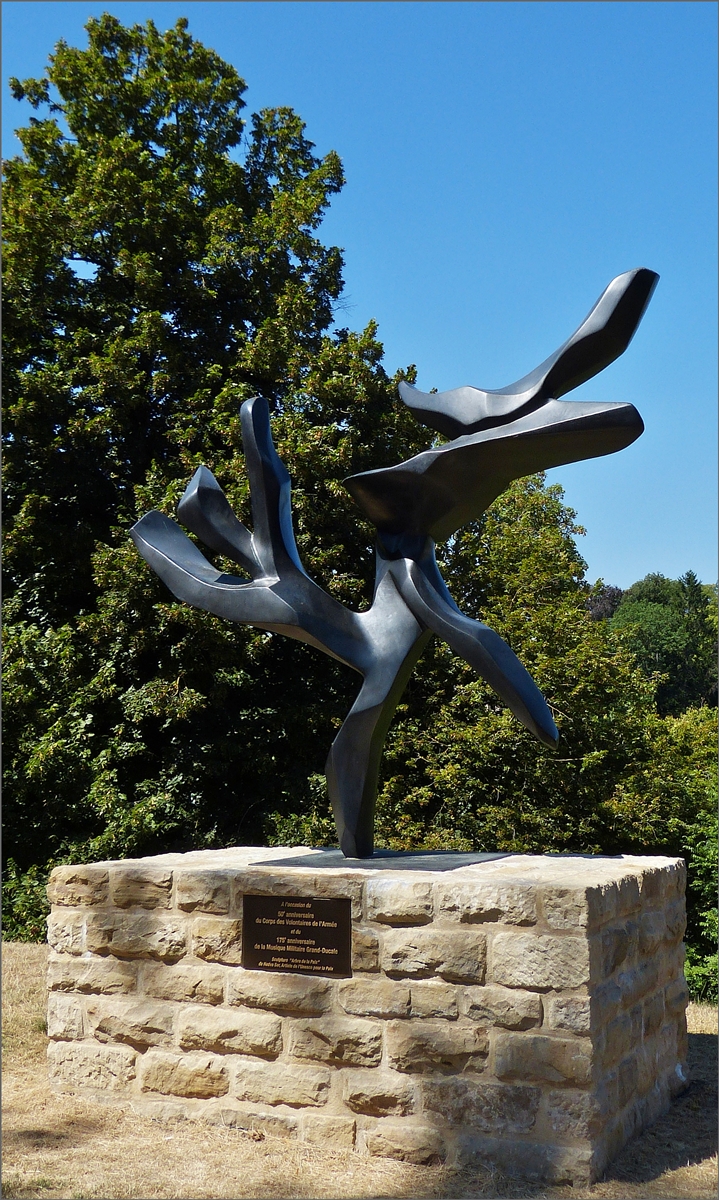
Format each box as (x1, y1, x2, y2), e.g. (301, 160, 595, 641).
(241, 894, 352, 977)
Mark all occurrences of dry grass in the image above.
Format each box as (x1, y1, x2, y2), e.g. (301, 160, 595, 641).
(2, 942, 716, 1200)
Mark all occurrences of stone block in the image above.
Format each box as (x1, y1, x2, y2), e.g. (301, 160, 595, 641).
(226, 970, 331, 1015)
(365, 879, 433, 925)
(664, 940, 686, 982)
(643, 988, 667, 1036)
(545, 993, 592, 1036)
(47, 992, 85, 1040)
(213, 1107, 298, 1138)
(656, 1022, 680, 1075)
(178, 1005, 282, 1057)
(664, 976, 689, 1019)
(191, 917, 243, 964)
(302, 1115, 356, 1148)
(599, 1010, 635, 1067)
(131, 1098, 189, 1123)
(639, 910, 666, 955)
(339, 978, 410, 1018)
(671, 1057, 689, 1097)
(461, 985, 542, 1030)
(630, 1079, 672, 1132)
(424, 1077, 540, 1134)
(541, 881, 614, 932)
(601, 922, 637, 977)
(634, 1041, 657, 1095)
(410, 982, 458, 1020)
(47, 911, 84, 955)
(458, 1133, 592, 1186)
(386, 1020, 488, 1073)
(110, 865, 172, 909)
(493, 1032, 592, 1086)
(175, 870, 231, 914)
(491, 932, 590, 990)
(639, 866, 669, 904)
(87, 998, 175, 1049)
(233, 1058, 330, 1107)
(664, 859, 686, 902)
(590, 979, 622, 1026)
(142, 962, 224, 1005)
(676, 1019, 689, 1065)
(84, 912, 116, 955)
(301, 872, 365, 920)
(352, 926, 380, 971)
(365, 1121, 445, 1164)
(614, 874, 641, 917)
(288, 1017, 382, 1067)
(665, 898, 687, 942)
(89, 912, 186, 962)
(48, 954, 138, 995)
(48, 1040, 136, 1090)
(616, 959, 659, 1007)
(436, 880, 537, 926)
(249, 1111, 300, 1139)
(343, 1069, 415, 1116)
(544, 1089, 603, 1140)
(617, 1053, 640, 1107)
(139, 1050, 229, 1098)
(382, 927, 485, 983)
(47, 865, 109, 907)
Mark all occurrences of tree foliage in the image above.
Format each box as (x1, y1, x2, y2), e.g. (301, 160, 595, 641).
(608, 571, 718, 715)
(2, 16, 716, 1000)
(4, 14, 344, 622)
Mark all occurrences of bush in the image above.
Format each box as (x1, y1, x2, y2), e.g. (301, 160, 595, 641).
(2, 859, 50, 942)
(684, 812, 718, 1002)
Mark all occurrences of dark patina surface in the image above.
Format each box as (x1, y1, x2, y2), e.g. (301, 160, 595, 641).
(131, 268, 658, 857)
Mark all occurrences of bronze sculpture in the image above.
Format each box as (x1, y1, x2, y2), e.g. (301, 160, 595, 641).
(131, 267, 658, 857)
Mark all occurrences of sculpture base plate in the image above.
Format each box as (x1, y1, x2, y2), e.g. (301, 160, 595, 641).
(261, 848, 510, 872)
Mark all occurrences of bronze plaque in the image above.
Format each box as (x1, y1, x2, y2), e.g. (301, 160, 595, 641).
(241, 893, 352, 977)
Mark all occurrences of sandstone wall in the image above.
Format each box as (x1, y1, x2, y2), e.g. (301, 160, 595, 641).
(46, 847, 688, 1185)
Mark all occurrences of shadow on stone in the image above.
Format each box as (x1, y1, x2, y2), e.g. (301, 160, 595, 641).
(600, 1031, 717, 1185)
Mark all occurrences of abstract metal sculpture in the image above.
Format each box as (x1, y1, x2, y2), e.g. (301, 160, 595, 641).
(131, 268, 658, 858)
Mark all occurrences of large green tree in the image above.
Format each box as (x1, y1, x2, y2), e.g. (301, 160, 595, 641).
(3, 14, 345, 622)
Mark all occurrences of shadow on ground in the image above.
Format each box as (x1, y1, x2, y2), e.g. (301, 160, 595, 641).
(3, 1111, 108, 1155)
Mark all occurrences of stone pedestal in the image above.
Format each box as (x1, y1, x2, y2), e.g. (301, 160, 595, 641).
(46, 847, 688, 1185)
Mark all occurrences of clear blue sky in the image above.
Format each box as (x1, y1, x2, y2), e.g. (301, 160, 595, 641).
(3, 1, 717, 587)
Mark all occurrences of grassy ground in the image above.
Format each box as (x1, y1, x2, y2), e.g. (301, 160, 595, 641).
(2, 942, 716, 1200)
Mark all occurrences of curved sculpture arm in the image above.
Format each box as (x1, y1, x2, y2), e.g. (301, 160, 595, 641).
(389, 556, 559, 748)
(177, 466, 261, 578)
(398, 268, 659, 438)
(523, 267, 658, 404)
(130, 510, 298, 627)
(241, 396, 310, 580)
